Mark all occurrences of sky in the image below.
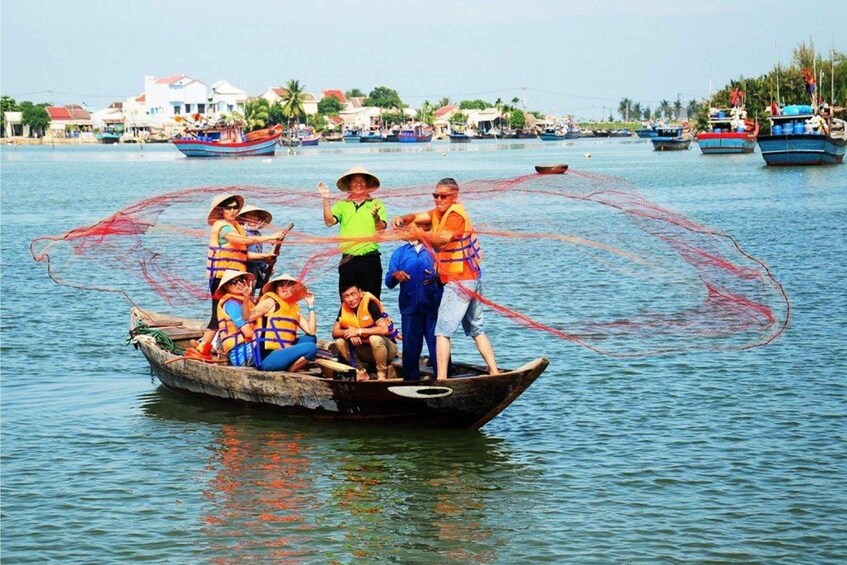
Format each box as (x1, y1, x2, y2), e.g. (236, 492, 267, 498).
(2, 0, 845, 119)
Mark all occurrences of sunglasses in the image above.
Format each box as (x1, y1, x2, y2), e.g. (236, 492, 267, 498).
(432, 192, 454, 200)
(222, 204, 240, 211)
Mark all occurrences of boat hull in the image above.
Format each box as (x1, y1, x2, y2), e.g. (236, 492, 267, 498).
(359, 135, 385, 143)
(130, 308, 547, 429)
(343, 136, 360, 143)
(539, 133, 566, 141)
(652, 138, 691, 151)
(299, 137, 319, 146)
(757, 134, 846, 166)
(449, 134, 471, 143)
(172, 133, 280, 157)
(636, 129, 658, 138)
(696, 132, 757, 154)
(398, 134, 433, 143)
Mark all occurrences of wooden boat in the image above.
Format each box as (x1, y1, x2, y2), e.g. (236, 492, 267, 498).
(173, 125, 281, 157)
(534, 164, 569, 174)
(97, 128, 121, 144)
(297, 127, 320, 146)
(696, 108, 758, 154)
(449, 132, 472, 143)
(398, 126, 433, 143)
(756, 105, 846, 166)
(635, 124, 660, 138)
(608, 129, 633, 138)
(539, 127, 567, 141)
(651, 126, 692, 151)
(342, 129, 361, 143)
(359, 130, 385, 143)
(129, 308, 548, 429)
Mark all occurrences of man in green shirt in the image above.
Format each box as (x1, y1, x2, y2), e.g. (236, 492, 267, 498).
(318, 166, 387, 298)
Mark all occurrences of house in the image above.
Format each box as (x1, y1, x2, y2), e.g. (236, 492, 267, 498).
(466, 108, 504, 133)
(433, 104, 460, 135)
(260, 87, 319, 115)
(90, 102, 124, 131)
(46, 104, 93, 138)
(209, 80, 247, 115)
(122, 93, 155, 139)
(321, 90, 347, 105)
(143, 74, 208, 123)
(3, 111, 31, 138)
(338, 106, 383, 130)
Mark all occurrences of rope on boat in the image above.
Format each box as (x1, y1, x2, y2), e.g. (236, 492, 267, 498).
(126, 321, 185, 355)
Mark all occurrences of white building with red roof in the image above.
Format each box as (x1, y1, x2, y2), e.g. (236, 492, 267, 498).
(259, 87, 319, 115)
(143, 74, 208, 124)
(46, 104, 92, 138)
(209, 80, 247, 115)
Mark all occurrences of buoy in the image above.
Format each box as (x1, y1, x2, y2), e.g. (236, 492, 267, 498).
(584, 152, 592, 158)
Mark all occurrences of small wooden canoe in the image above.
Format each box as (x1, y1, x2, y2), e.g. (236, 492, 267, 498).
(129, 308, 548, 429)
(535, 164, 569, 174)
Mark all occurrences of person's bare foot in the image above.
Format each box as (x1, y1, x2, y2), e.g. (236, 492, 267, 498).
(356, 370, 370, 382)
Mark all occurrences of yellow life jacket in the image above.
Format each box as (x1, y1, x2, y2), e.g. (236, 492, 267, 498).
(338, 292, 399, 340)
(254, 293, 300, 351)
(432, 203, 482, 278)
(216, 293, 253, 354)
(207, 220, 248, 281)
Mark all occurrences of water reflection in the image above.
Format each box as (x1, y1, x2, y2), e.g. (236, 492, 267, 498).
(140, 387, 533, 561)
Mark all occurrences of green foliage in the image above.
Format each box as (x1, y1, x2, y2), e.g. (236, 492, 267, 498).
(657, 100, 672, 119)
(318, 96, 344, 114)
(345, 88, 365, 99)
(307, 113, 328, 132)
(281, 79, 307, 124)
(417, 101, 435, 125)
(366, 86, 404, 109)
(509, 109, 526, 129)
(438, 97, 451, 108)
(459, 99, 490, 110)
(530, 111, 545, 120)
(380, 110, 406, 127)
(19, 101, 50, 134)
(243, 98, 270, 131)
(267, 101, 285, 126)
(618, 97, 632, 120)
(450, 110, 468, 126)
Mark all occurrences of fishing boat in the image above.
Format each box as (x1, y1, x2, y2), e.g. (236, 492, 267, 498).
(96, 127, 121, 144)
(449, 127, 473, 143)
(651, 126, 692, 151)
(128, 308, 548, 429)
(609, 128, 633, 138)
(565, 123, 581, 139)
(534, 164, 569, 174)
(342, 129, 361, 143)
(696, 107, 758, 154)
(172, 124, 282, 158)
(635, 123, 660, 138)
(539, 127, 567, 141)
(398, 125, 433, 143)
(359, 130, 385, 143)
(297, 127, 320, 146)
(756, 105, 846, 166)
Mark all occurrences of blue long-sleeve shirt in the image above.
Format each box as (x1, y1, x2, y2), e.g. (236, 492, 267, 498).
(384, 243, 443, 315)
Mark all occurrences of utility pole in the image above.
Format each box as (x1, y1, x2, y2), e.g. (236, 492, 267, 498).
(522, 87, 527, 111)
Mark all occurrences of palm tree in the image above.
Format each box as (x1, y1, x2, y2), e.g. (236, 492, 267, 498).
(417, 100, 434, 125)
(281, 79, 307, 125)
(618, 98, 632, 121)
(673, 97, 683, 120)
(685, 99, 700, 120)
(243, 98, 270, 131)
(631, 102, 643, 121)
(438, 97, 451, 108)
(658, 99, 672, 120)
(643, 106, 652, 121)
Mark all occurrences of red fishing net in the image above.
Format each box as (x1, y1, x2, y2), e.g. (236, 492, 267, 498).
(31, 171, 789, 356)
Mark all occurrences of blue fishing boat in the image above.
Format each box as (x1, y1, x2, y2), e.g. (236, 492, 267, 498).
(651, 126, 692, 151)
(172, 125, 281, 158)
(398, 125, 433, 143)
(539, 127, 566, 141)
(757, 105, 846, 166)
(342, 129, 361, 143)
(359, 130, 385, 143)
(635, 123, 660, 138)
(97, 127, 121, 144)
(696, 108, 758, 154)
(297, 127, 320, 146)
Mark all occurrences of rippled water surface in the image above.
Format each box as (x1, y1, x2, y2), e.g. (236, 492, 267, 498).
(2, 140, 845, 562)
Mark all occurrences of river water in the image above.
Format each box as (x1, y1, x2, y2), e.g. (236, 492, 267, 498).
(1, 139, 845, 562)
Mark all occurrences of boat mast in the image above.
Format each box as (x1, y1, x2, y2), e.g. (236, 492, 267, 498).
(775, 41, 781, 106)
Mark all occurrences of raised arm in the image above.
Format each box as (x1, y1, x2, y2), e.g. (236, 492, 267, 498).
(318, 182, 338, 226)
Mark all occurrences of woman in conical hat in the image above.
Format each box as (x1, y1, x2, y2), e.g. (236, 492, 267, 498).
(316, 166, 387, 300)
(196, 195, 289, 358)
(215, 270, 257, 367)
(242, 273, 318, 372)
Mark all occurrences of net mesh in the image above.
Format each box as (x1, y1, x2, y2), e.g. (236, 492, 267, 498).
(31, 171, 789, 356)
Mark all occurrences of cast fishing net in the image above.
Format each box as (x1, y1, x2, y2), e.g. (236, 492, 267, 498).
(31, 171, 789, 356)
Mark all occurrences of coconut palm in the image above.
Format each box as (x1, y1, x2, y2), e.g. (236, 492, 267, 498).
(658, 99, 673, 120)
(618, 97, 632, 121)
(673, 98, 683, 120)
(631, 102, 643, 121)
(438, 97, 451, 108)
(281, 79, 307, 125)
(243, 98, 270, 131)
(686, 99, 700, 119)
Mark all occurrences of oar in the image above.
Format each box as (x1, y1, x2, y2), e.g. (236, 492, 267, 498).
(257, 222, 294, 291)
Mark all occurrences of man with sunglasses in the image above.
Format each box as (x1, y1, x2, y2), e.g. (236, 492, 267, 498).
(391, 178, 498, 379)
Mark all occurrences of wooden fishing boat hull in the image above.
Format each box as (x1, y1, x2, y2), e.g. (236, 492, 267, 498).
(172, 132, 281, 157)
(636, 129, 658, 138)
(757, 134, 846, 165)
(449, 134, 472, 143)
(651, 137, 691, 151)
(696, 132, 757, 154)
(129, 308, 548, 429)
(342, 135, 360, 143)
(535, 164, 569, 174)
(359, 133, 385, 143)
(539, 133, 566, 141)
(299, 136, 320, 146)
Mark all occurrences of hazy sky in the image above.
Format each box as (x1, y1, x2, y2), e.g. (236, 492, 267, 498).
(2, 0, 845, 118)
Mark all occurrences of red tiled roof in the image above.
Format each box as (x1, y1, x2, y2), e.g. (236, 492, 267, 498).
(271, 87, 289, 98)
(135, 94, 145, 102)
(327, 115, 344, 126)
(47, 106, 73, 120)
(322, 90, 347, 104)
(68, 106, 91, 120)
(434, 105, 458, 118)
(156, 74, 186, 85)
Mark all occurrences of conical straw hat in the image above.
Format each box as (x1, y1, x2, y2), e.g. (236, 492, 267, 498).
(218, 269, 254, 289)
(336, 166, 380, 192)
(237, 204, 273, 226)
(261, 273, 302, 295)
(207, 194, 244, 225)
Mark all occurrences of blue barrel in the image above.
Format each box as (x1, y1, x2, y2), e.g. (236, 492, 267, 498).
(737, 126, 747, 133)
(772, 125, 783, 134)
(793, 123, 806, 135)
(713, 127, 721, 133)
(717, 111, 726, 118)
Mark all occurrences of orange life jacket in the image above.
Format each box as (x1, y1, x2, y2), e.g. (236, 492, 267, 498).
(254, 293, 300, 351)
(216, 294, 254, 354)
(338, 292, 399, 340)
(431, 203, 482, 280)
(207, 220, 248, 281)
